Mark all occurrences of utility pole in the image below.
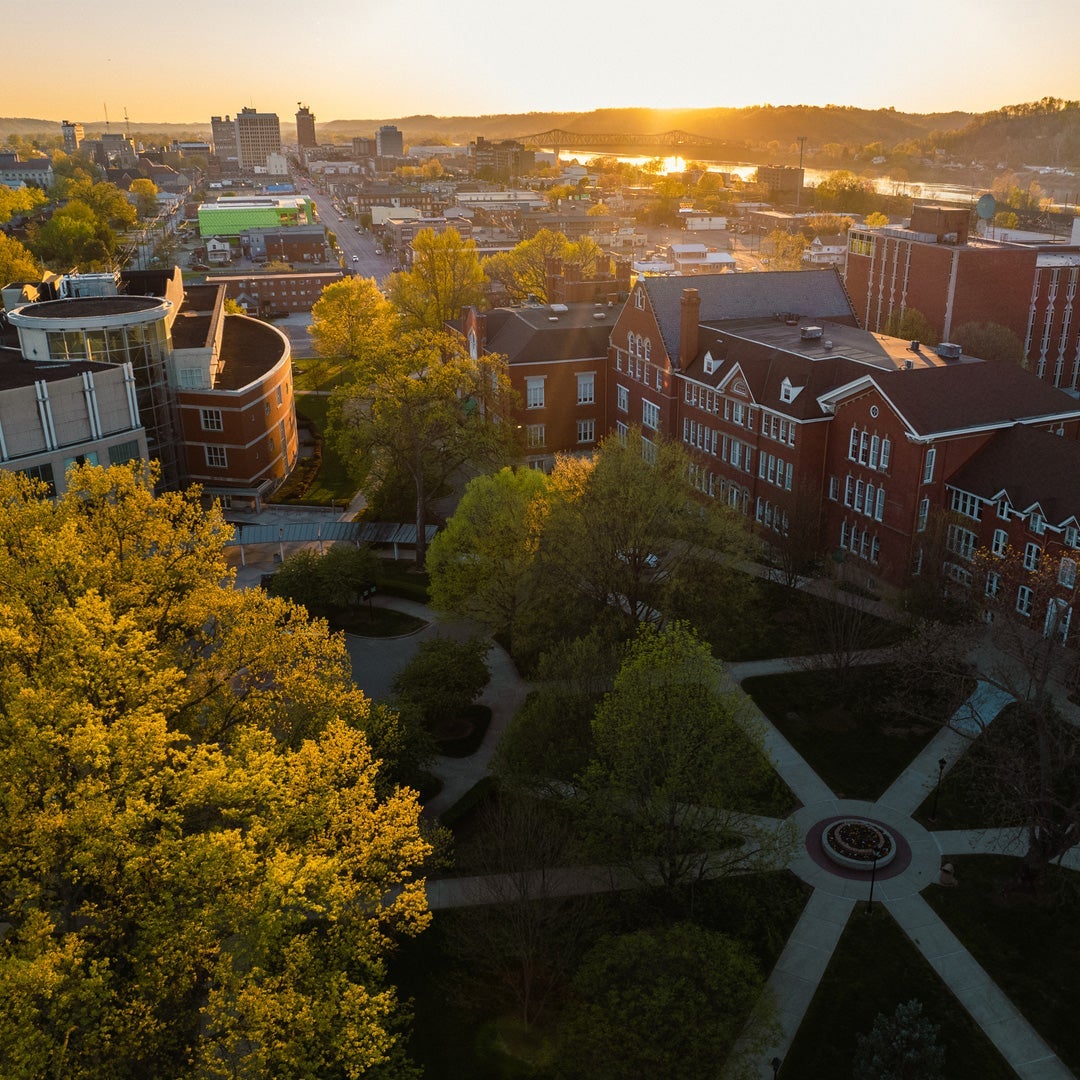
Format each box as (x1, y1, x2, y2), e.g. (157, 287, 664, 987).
(796, 136, 807, 212)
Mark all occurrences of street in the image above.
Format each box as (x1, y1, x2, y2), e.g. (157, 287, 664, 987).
(302, 183, 392, 284)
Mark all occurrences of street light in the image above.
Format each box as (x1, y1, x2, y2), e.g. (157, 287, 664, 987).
(771, 1057, 782, 1078)
(866, 846, 884, 914)
(930, 756, 948, 821)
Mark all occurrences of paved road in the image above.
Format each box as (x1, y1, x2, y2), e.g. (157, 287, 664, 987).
(303, 184, 393, 284)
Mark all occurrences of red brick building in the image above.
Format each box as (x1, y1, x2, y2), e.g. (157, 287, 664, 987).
(609, 270, 1080, 592)
(460, 302, 614, 469)
(209, 270, 345, 316)
(844, 204, 1080, 393)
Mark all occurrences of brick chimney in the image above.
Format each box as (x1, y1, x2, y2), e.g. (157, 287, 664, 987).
(678, 288, 701, 370)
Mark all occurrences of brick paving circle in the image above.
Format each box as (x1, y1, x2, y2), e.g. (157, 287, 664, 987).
(804, 815, 913, 880)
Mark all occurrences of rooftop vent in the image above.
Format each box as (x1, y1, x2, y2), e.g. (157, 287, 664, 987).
(904, 358, 915, 371)
(823, 340, 834, 351)
(785, 315, 799, 326)
(550, 303, 569, 313)
(909, 340, 921, 352)
(547, 316, 559, 322)
(592, 311, 606, 319)
(937, 341, 962, 360)
(801, 325, 823, 341)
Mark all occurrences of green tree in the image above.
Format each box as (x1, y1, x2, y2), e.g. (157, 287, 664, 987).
(853, 999, 945, 1080)
(554, 923, 772, 1080)
(309, 275, 397, 370)
(267, 543, 380, 611)
(764, 229, 808, 270)
(64, 177, 138, 230)
(392, 635, 491, 727)
(813, 170, 877, 213)
(864, 211, 890, 227)
(427, 466, 552, 648)
(0, 185, 47, 225)
(329, 330, 518, 565)
(482, 228, 605, 304)
(884, 306, 939, 346)
(577, 622, 791, 891)
(951, 321, 1025, 364)
(0, 463, 431, 1079)
(129, 178, 159, 219)
(539, 428, 749, 633)
(30, 201, 116, 269)
(0, 232, 41, 283)
(385, 227, 487, 331)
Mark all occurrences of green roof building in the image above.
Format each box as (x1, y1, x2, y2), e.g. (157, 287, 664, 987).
(197, 197, 316, 237)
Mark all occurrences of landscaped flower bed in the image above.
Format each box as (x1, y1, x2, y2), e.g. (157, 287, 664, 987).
(822, 818, 896, 870)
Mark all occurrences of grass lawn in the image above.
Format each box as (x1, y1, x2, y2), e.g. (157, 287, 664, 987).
(377, 558, 431, 603)
(912, 703, 1027, 830)
(392, 870, 809, 1079)
(271, 394, 357, 506)
(922, 855, 1080, 1072)
(714, 579, 908, 662)
(291, 358, 352, 394)
(780, 905, 1012, 1079)
(742, 665, 944, 801)
(325, 605, 426, 637)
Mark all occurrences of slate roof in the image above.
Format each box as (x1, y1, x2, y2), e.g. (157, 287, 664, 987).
(641, 269, 856, 361)
(481, 305, 613, 365)
(946, 425, 1080, 524)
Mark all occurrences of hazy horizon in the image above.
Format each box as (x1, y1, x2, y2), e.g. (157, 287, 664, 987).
(8, 0, 1080, 128)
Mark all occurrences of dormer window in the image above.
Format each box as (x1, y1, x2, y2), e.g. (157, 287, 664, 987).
(703, 351, 716, 375)
(779, 377, 801, 404)
(1030, 511, 1046, 536)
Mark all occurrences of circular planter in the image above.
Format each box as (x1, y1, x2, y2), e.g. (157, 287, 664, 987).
(821, 817, 896, 871)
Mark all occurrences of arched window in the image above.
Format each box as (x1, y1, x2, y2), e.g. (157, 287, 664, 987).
(644, 337, 651, 361)
(627, 331, 635, 356)
(636, 333, 643, 357)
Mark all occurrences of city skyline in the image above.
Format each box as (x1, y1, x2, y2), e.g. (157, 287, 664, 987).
(6, 0, 1080, 128)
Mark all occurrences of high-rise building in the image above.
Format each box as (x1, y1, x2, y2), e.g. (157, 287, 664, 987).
(235, 108, 281, 171)
(295, 104, 316, 150)
(61, 120, 83, 154)
(211, 115, 239, 168)
(376, 124, 403, 158)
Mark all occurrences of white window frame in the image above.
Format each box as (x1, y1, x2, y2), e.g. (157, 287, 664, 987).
(526, 424, 545, 448)
(991, 529, 1008, 557)
(1023, 542, 1041, 572)
(576, 372, 595, 406)
(642, 399, 660, 431)
(616, 384, 629, 413)
(200, 408, 224, 432)
(204, 445, 228, 468)
(576, 418, 596, 444)
(525, 377, 545, 409)
(922, 447, 936, 484)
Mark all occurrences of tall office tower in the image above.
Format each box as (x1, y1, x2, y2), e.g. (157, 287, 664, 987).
(235, 107, 282, 171)
(211, 114, 239, 167)
(296, 103, 317, 150)
(376, 124, 404, 157)
(61, 120, 84, 154)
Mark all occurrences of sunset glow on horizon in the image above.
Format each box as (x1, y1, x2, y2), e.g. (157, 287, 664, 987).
(7, 0, 1080, 128)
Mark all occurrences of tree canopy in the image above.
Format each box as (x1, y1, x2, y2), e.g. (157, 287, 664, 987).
(309, 275, 397, 366)
(482, 228, 606, 304)
(385, 228, 486, 331)
(0, 463, 431, 1079)
(0, 232, 41, 284)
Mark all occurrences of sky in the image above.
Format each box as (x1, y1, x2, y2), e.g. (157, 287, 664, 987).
(7, 0, 1080, 128)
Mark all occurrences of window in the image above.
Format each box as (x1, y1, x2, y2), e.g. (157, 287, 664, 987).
(950, 490, 982, 520)
(1016, 585, 1033, 616)
(1066, 526, 1080, 549)
(577, 419, 596, 444)
(997, 500, 1010, 520)
(644, 338, 651, 361)
(576, 372, 595, 405)
(1023, 542, 1041, 572)
(641, 436, 657, 464)
(108, 440, 140, 465)
(276, 385, 284, 405)
(922, 447, 936, 484)
(627, 331, 635, 355)
(18, 462, 55, 495)
(991, 529, 1008, 556)
(634, 288, 644, 309)
(1029, 511, 1046, 536)
(1058, 557, 1077, 589)
(526, 377, 545, 409)
(869, 435, 880, 470)
(642, 399, 660, 431)
(828, 476, 839, 501)
(985, 571, 1000, 598)
(879, 437, 891, 471)
(617, 384, 629, 413)
(947, 525, 977, 562)
(205, 446, 228, 468)
(616, 421, 628, 442)
(917, 497, 929, 532)
(200, 408, 224, 431)
(526, 424, 545, 448)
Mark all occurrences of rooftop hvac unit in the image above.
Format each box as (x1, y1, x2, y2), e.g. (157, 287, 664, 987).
(937, 342, 962, 360)
(905, 358, 915, 370)
(800, 326, 823, 341)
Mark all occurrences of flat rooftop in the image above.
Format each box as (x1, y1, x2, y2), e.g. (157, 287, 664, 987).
(710, 317, 980, 372)
(11, 296, 163, 319)
(215, 317, 287, 390)
(0, 351, 114, 391)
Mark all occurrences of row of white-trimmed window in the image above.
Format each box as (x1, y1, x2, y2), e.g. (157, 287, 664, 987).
(832, 475, 886, 521)
(642, 399, 661, 431)
(950, 489, 982, 521)
(688, 463, 718, 497)
(684, 383, 721, 414)
(627, 331, 652, 360)
(721, 435, 753, 474)
(755, 498, 790, 535)
(847, 426, 892, 472)
(616, 350, 662, 392)
(762, 412, 796, 448)
(946, 524, 978, 562)
(724, 398, 755, 430)
(683, 418, 719, 455)
(759, 453, 793, 491)
(840, 519, 881, 563)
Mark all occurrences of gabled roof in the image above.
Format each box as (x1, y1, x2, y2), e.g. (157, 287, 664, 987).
(946, 425, 1080, 526)
(641, 269, 856, 360)
(481, 305, 613, 365)
(824, 361, 1080, 437)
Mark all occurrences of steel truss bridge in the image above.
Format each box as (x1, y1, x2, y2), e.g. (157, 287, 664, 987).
(517, 128, 735, 157)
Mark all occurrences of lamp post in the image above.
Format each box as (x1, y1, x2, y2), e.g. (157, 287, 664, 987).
(930, 756, 947, 821)
(866, 846, 884, 914)
(771, 1057, 782, 1078)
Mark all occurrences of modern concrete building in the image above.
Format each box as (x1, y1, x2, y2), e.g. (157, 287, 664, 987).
(376, 124, 403, 158)
(295, 104, 317, 151)
(6, 268, 298, 505)
(61, 120, 84, 154)
(234, 108, 281, 172)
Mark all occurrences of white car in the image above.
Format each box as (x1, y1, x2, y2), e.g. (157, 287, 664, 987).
(352, 255, 359, 262)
